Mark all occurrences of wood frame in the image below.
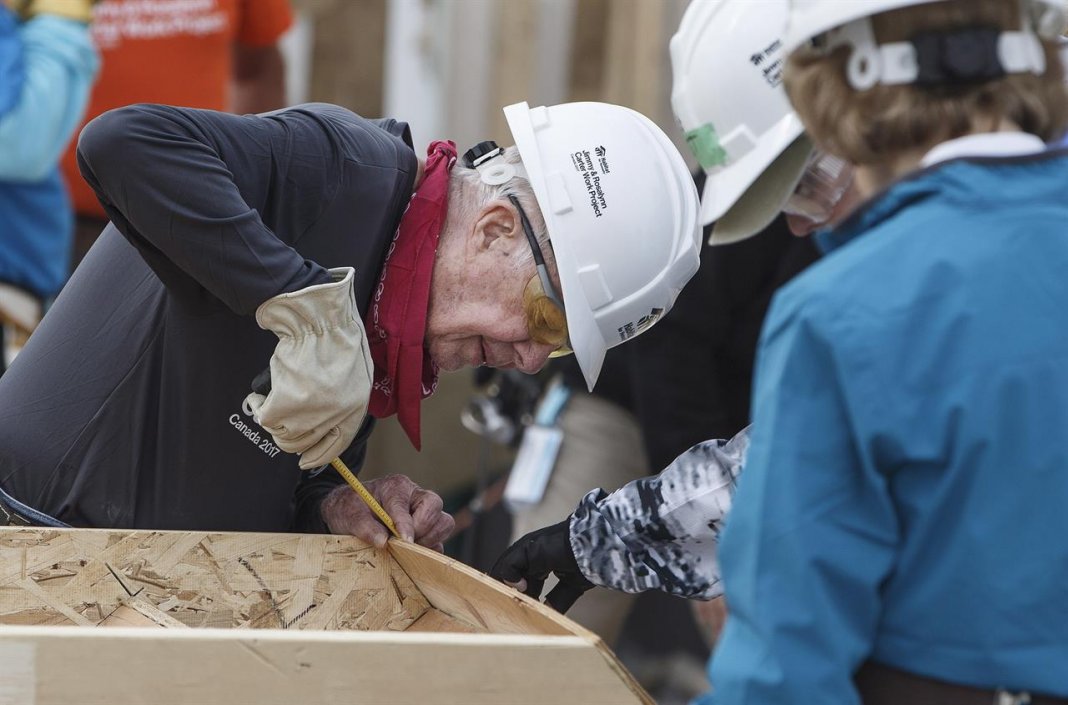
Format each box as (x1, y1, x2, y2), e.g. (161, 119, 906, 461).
(0, 527, 651, 704)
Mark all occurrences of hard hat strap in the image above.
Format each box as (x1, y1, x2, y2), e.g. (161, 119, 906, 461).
(823, 13, 1049, 91)
(462, 140, 529, 186)
(508, 194, 566, 315)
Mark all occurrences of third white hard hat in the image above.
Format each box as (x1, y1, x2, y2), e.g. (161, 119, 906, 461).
(504, 101, 701, 390)
(670, 0, 810, 243)
(783, 0, 949, 55)
(783, 0, 1068, 59)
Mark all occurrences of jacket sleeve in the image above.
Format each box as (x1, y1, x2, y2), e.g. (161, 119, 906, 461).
(709, 294, 898, 705)
(291, 418, 376, 533)
(76, 103, 333, 314)
(0, 9, 23, 118)
(568, 427, 749, 599)
(0, 14, 99, 181)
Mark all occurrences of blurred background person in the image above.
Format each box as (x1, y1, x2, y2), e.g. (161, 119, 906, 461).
(0, 0, 99, 373)
(61, 0, 293, 268)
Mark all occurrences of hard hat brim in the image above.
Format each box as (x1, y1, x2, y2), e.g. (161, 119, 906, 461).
(708, 134, 812, 246)
(697, 112, 805, 228)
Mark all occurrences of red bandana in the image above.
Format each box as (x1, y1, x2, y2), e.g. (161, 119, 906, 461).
(365, 140, 456, 449)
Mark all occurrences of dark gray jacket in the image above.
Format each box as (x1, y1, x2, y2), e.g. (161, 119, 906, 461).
(0, 103, 417, 531)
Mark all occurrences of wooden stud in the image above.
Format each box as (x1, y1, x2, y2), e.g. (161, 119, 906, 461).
(1, 627, 648, 705)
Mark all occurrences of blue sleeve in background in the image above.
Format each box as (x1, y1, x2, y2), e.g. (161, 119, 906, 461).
(0, 13, 99, 182)
(0, 7, 26, 118)
(0, 8, 96, 298)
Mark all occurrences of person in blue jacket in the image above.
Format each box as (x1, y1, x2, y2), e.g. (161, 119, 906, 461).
(709, 0, 1068, 703)
(0, 0, 98, 370)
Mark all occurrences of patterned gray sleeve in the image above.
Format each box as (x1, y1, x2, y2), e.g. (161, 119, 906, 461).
(568, 426, 749, 600)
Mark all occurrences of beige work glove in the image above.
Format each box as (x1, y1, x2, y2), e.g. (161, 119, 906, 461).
(244, 267, 373, 470)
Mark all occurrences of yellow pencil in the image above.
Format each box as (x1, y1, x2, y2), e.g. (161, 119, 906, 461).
(329, 457, 401, 540)
(249, 369, 400, 540)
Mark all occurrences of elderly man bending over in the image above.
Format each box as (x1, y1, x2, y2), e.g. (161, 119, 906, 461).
(0, 100, 700, 548)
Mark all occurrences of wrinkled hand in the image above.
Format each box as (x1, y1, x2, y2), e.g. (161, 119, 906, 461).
(489, 518, 594, 613)
(321, 474, 455, 551)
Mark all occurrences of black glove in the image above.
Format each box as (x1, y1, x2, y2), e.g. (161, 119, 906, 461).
(489, 518, 594, 613)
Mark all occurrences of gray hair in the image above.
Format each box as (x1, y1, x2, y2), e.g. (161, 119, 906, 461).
(446, 146, 555, 274)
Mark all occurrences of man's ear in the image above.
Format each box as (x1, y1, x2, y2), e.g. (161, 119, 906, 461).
(473, 201, 520, 252)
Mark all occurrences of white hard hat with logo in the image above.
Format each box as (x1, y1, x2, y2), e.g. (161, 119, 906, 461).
(670, 0, 813, 243)
(784, 0, 1067, 89)
(503, 101, 701, 391)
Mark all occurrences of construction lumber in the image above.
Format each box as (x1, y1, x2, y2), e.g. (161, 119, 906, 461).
(0, 529, 429, 631)
(0, 627, 645, 705)
(97, 598, 189, 629)
(0, 527, 653, 704)
(391, 539, 577, 636)
(404, 607, 478, 634)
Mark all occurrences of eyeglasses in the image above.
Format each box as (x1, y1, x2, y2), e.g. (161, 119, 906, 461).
(508, 194, 572, 358)
(782, 149, 854, 227)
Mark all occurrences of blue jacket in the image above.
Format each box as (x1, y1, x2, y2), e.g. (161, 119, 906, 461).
(0, 10, 98, 298)
(709, 147, 1068, 703)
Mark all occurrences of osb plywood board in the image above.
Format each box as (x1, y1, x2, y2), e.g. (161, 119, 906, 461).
(391, 540, 581, 637)
(0, 529, 431, 632)
(0, 528, 655, 705)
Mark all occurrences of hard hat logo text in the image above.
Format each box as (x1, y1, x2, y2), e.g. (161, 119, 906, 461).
(571, 149, 609, 218)
(750, 39, 785, 87)
(617, 308, 664, 342)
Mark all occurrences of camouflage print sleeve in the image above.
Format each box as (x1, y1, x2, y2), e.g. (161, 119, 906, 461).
(568, 426, 750, 600)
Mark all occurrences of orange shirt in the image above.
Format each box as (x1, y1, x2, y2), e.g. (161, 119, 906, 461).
(63, 0, 293, 217)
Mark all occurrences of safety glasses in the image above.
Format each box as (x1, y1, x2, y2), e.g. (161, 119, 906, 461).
(782, 149, 854, 228)
(508, 195, 573, 358)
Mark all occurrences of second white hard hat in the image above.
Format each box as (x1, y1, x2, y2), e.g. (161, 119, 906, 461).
(670, 0, 811, 243)
(504, 101, 701, 391)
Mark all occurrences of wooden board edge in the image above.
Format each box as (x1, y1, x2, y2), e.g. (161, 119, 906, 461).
(388, 540, 654, 704)
(0, 625, 646, 705)
(388, 539, 582, 635)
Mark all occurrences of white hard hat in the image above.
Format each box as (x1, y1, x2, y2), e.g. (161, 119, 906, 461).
(783, 0, 948, 55)
(670, 0, 811, 244)
(503, 101, 701, 391)
(784, 0, 1067, 90)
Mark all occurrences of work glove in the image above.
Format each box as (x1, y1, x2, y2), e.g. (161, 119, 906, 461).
(244, 267, 372, 470)
(490, 518, 595, 613)
(6, 0, 100, 23)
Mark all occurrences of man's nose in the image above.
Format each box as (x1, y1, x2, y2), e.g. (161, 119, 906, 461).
(515, 342, 554, 374)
